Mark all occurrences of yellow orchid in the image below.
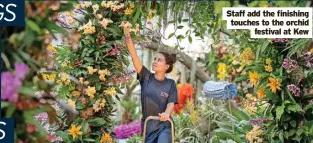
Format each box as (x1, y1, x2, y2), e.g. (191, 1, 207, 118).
(99, 75, 106, 81)
(100, 133, 113, 143)
(249, 71, 261, 88)
(104, 87, 117, 96)
(129, 2, 135, 8)
(68, 125, 82, 139)
(98, 69, 111, 76)
(265, 58, 272, 65)
(245, 125, 264, 143)
(98, 18, 113, 29)
(266, 77, 281, 93)
(87, 66, 98, 75)
(264, 65, 273, 72)
(86, 86, 96, 99)
(124, 8, 133, 15)
(257, 89, 266, 99)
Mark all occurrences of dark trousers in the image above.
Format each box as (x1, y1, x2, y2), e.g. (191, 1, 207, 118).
(142, 120, 172, 143)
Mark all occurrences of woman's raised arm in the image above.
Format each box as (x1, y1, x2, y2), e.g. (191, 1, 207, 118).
(123, 24, 143, 73)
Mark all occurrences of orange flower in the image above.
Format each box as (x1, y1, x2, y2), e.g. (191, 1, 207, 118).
(71, 91, 81, 97)
(68, 125, 82, 139)
(249, 71, 261, 88)
(179, 83, 195, 98)
(174, 104, 183, 114)
(100, 133, 112, 143)
(257, 89, 266, 99)
(174, 83, 195, 114)
(266, 77, 281, 93)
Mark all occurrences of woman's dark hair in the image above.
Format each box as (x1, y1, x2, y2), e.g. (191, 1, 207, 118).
(159, 52, 177, 73)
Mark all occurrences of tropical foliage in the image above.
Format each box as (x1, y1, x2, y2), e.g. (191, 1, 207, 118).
(1, 1, 313, 143)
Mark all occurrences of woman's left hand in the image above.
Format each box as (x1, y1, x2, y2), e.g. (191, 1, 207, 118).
(158, 112, 170, 121)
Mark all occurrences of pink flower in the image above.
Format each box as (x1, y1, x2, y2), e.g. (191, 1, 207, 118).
(1, 63, 29, 102)
(14, 62, 29, 80)
(34, 112, 49, 122)
(114, 121, 141, 139)
(1, 72, 22, 102)
(287, 84, 300, 97)
(304, 52, 313, 68)
(282, 57, 298, 73)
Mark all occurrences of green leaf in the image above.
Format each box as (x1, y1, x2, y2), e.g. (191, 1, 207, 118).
(229, 105, 250, 121)
(290, 120, 296, 128)
(76, 102, 85, 110)
(17, 49, 40, 67)
(18, 86, 36, 97)
(276, 105, 285, 121)
(214, 132, 242, 142)
(82, 122, 89, 134)
(24, 28, 35, 47)
(80, 136, 83, 143)
(87, 48, 95, 54)
(89, 118, 107, 126)
(188, 36, 192, 43)
(279, 131, 284, 142)
(157, 22, 162, 28)
(283, 100, 291, 105)
(95, 51, 100, 61)
(168, 33, 174, 39)
(195, 32, 200, 37)
(177, 25, 184, 29)
(174, 45, 179, 49)
(116, 88, 123, 95)
(115, 95, 121, 101)
(5, 104, 16, 118)
(200, 34, 204, 39)
(286, 90, 297, 103)
(304, 104, 313, 112)
(147, 1, 151, 12)
(133, 6, 141, 23)
(287, 104, 302, 113)
(1, 101, 10, 109)
(168, 20, 175, 24)
(107, 26, 122, 37)
(96, 83, 101, 91)
(288, 129, 296, 138)
(215, 121, 232, 131)
(296, 128, 303, 135)
(83, 138, 96, 142)
(55, 131, 70, 142)
(293, 136, 301, 142)
(232, 75, 247, 83)
(185, 30, 190, 35)
(44, 19, 67, 34)
(58, 86, 70, 99)
(84, 57, 95, 63)
(177, 35, 184, 40)
(122, 56, 130, 66)
(26, 19, 41, 34)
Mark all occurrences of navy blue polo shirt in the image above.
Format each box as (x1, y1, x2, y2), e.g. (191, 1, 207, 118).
(137, 65, 178, 126)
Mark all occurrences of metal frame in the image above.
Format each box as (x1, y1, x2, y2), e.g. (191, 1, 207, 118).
(142, 116, 174, 143)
